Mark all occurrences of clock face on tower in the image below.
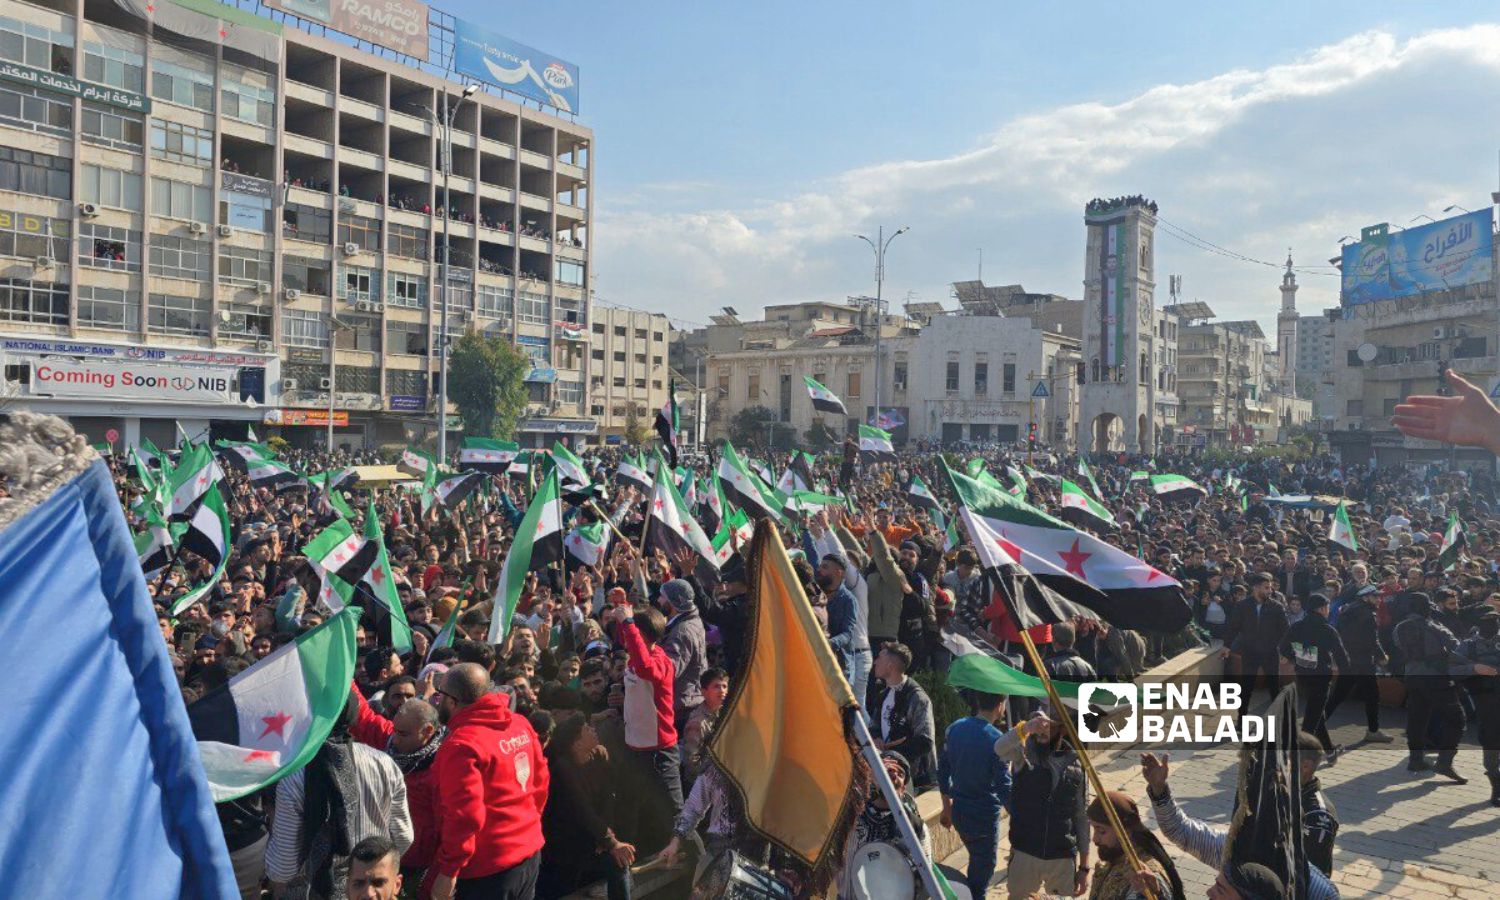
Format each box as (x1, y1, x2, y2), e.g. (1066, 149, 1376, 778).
(1139, 299, 1153, 326)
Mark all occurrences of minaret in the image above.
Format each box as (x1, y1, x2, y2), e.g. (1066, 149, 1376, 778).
(1277, 252, 1298, 396)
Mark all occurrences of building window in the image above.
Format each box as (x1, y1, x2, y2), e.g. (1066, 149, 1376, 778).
(338, 214, 381, 252)
(557, 380, 582, 404)
(80, 104, 142, 150)
(0, 16, 74, 73)
(282, 307, 329, 348)
(846, 370, 861, 399)
(335, 366, 380, 394)
(0, 147, 70, 200)
(591, 349, 604, 361)
(975, 362, 989, 395)
(220, 191, 271, 232)
(946, 361, 959, 393)
(556, 259, 584, 286)
(386, 368, 428, 397)
(218, 302, 272, 342)
(283, 256, 331, 295)
(614, 325, 626, 337)
(0, 213, 67, 259)
(332, 314, 380, 352)
(893, 361, 907, 392)
(151, 56, 214, 111)
(283, 204, 332, 244)
(220, 78, 275, 127)
(516, 339, 550, 365)
(517, 291, 547, 324)
(477, 284, 513, 319)
(149, 119, 214, 166)
(387, 272, 426, 309)
(149, 234, 212, 281)
(151, 177, 213, 222)
(340, 266, 380, 305)
(652, 331, 664, 342)
(218, 245, 273, 288)
(386, 320, 428, 355)
(78, 285, 139, 332)
(613, 377, 626, 388)
(612, 351, 625, 363)
(148, 292, 210, 337)
(78, 223, 139, 272)
(387, 222, 429, 260)
(81, 165, 141, 210)
(747, 371, 760, 401)
(0, 84, 72, 136)
(717, 369, 729, 397)
(81, 40, 144, 92)
(1003, 362, 1016, 394)
(0, 276, 68, 325)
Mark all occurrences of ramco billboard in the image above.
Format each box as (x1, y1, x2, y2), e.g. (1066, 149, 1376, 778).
(452, 20, 579, 114)
(267, 0, 429, 60)
(1341, 209, 1493, 306)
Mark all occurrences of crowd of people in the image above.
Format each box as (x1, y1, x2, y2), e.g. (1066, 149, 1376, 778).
(119, 373, 1500, 900)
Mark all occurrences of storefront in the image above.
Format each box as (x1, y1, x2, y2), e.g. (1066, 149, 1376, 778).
(518, 416, 598, 449)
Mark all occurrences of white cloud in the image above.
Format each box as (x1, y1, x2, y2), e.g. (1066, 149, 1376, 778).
(596, 25, 1500, 328)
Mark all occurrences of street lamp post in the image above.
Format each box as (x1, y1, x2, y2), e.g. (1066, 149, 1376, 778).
(855, 226, 908, 434)
(326, 316, 348, 451)
(436, 83, 479, 463)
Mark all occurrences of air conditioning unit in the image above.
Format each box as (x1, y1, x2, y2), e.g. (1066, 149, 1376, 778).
(282, 378, 299, 392)
(342, 242, 361, 256)
(217, 224, 234, 238)
(372, 302, 385, 313)
(78, 202, 99, 218)
(256, 282, 272, 295)
(284, 288, 301, 301)
(189, 222, 208, 236)
(355, 300, 372, 312)
(256, 339, 272, 351)
(319, 377, 333, 390)
(1434, 327, 1446, 339)
(34, 255, 53, 268)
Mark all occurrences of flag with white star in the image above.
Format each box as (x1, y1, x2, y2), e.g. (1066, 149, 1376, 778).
(945, 461, 1189, 633)
(360, 501, 412, 654)
(187, 608, 361, 802)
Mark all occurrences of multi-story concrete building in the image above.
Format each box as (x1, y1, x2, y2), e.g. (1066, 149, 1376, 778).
(588, 304, 670, 443)
(1173, 308, 1285, 446)
(705, 298, 1080, 450)
(1296, 310, 1336, 418)
(0, 0, 593, 451)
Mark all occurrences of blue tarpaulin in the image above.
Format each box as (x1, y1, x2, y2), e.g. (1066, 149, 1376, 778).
(0, 459, 237, 898)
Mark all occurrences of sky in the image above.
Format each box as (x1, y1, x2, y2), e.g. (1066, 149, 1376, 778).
(446, 1, 1500, 332)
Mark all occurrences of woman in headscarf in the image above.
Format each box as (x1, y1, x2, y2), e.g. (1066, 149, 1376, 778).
(264, 689, 414, 898)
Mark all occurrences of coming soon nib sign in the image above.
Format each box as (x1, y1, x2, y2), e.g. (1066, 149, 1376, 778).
(1076, 683, 1275, 744)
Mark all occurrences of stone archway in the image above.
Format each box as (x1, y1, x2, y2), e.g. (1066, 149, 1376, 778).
(1092, 413, 1122, 454)
(1138, 413, 1150, 455)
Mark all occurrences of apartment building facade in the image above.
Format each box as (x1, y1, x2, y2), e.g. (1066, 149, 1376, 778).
(588, 305, 671, 443)
(0, 0, 593, 450)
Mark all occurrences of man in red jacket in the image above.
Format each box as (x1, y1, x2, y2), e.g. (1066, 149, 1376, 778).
(609, 605, 683, 845)
(351, 688, 446, 894)
(429, 662, 549, 900)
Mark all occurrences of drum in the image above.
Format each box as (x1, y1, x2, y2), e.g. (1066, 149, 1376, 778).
(697, 849, 794, 900)
(848, 840, 916, 900)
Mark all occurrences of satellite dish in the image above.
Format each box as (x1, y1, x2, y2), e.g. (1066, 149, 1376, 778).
(1356, 342, 1377, 363)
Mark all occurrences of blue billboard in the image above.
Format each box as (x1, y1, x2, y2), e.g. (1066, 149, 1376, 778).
(452, 21, 579, 114)
(1341, 209, 1493, 306)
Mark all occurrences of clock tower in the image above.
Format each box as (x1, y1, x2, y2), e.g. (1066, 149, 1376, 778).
(1078, 196, 1158, 453)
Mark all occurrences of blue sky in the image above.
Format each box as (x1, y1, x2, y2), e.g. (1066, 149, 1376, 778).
(446, 2, 1500, 330)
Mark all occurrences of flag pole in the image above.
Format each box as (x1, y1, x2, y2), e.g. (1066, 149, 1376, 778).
(1014, 623, 1157, 900)
(586, 500, 637, 557)
(849, 709, 950, 900)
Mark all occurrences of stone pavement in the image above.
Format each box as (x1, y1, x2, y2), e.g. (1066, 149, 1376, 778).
(937, 702, 1500, 898)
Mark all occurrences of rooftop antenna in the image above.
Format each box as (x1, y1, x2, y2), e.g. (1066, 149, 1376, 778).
(977, 248, 983, 284)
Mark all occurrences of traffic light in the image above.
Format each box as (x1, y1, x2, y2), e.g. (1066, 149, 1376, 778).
(1027, 421, 1038, 446)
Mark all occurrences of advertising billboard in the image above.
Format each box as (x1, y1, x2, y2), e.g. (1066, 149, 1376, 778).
(30, 357, 235, 404)
(1341, 210, 1494, 306)
(267, 0, 429, 60)
(452, 20, 579, 113)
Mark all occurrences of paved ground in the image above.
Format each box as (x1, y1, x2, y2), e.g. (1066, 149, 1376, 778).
(938, 702, 1500, 898)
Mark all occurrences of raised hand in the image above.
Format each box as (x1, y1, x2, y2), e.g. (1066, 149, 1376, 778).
(1392, 370, 1500, 454)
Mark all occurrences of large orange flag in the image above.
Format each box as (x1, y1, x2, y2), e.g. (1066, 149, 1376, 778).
(707, 520, 861, 869)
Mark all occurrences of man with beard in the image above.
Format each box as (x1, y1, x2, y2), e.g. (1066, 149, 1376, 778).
(1224, 573, 1288, 718)
(819, 552, 871, 705)
(994, 711, 1089, 899)
(1084, 791, 1183, 900)
(351, 691, 448, 886)
(836, 751, 931, 898)
(895, 541, 935, 667)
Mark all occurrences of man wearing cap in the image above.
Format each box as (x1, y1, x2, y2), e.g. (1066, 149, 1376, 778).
(1224, 572, 1289, 718)
(1324, 581, 1392, 744)
(1394, 593, 1497, 781)
(658, 577, 707, 732)
(1278, 594, 1349, 759)
(1459, 609, 1500, 805)
(994, 711, 1089, 899)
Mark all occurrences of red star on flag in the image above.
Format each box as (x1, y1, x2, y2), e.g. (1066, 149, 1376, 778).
(370, 566, 385, 585)
(1143, 567, 1165, 583)
(994, 532, 1023, 565)
(1057, 538, 1092, 579)
(243, 749, 275, 763)
(653, 498, 666, 513)
(259, 712, 293, 739)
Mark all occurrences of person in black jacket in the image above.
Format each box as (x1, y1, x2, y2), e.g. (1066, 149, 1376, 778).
(1279, 594, 1350, 757)
(994, 711, 1090, 899)
(1224, 572, 1289, 718)
(870, 642, 937, 790)
(1395, 595, 1498, 781)
(1043, 622, 1098, 684)
(1324, 585, 1393, 743)
(538, 713, 634, 900)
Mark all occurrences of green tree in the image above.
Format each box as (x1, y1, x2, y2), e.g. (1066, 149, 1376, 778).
(728, 405, 779, 449)
(446, 331, 529, 440)
(803, 421, 833, 452)
(623, 407, 652, 446)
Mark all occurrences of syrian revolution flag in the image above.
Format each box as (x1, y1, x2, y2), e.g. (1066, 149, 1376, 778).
(169, 486, 233, 615)
(434, 471, 485, 510)
(711, 507, 754, 564)
(459, 438, 519, 473)
(905, 474, 939, 511)
(550, 441, 591, 491)
(782, 489, 844, 516)
(425, 608, 461, 667)
(859, 424, 896, 461)
(135, 509, 178, 578)
(187, 608, 360, 802)
(701, 471, 727, 535)
(749, 457, 776, 487)
(1129, 470, 1150, 484)
(360, 501, 412, 653)
(304, 518, 378, 611)
(646, 450, 721, 571)
(245, 455, 303, 491)
(932, 507, 960, 552)
(488, 469, 564, 644)
(946, 463, 1190, 632)
(399, 448, 437, 479)
(1077, 458, 1104, 501)
(804, 375, 847, 416)
(1150, 473, 1207, 503)
(1005, 466, 1028, 497)
(655, 379, 680, 468)
(944, 630, 1082, 703)
(1057, 478, 1117, 530)
(167, 443, 223, 519)
(717, 441, 785, 523)
(1438, 512, 1466, 571)
(960, 504, 1103, 631)
(565, 520, 611, 567)
(616, 451, 653, 494)
(1327, 500, 1358, 553)
(507, 450, 533, 479)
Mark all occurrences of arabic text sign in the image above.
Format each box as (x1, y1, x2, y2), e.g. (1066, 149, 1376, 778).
(1388, 210, 1493, 296)
(30, 357, 235, 403)
(452, 20, 579, 113)
(267, 0, 429, 60)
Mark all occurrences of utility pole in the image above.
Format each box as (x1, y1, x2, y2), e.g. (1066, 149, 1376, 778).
(436, 83, 478, 462)
(326, 316, 347, 451)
